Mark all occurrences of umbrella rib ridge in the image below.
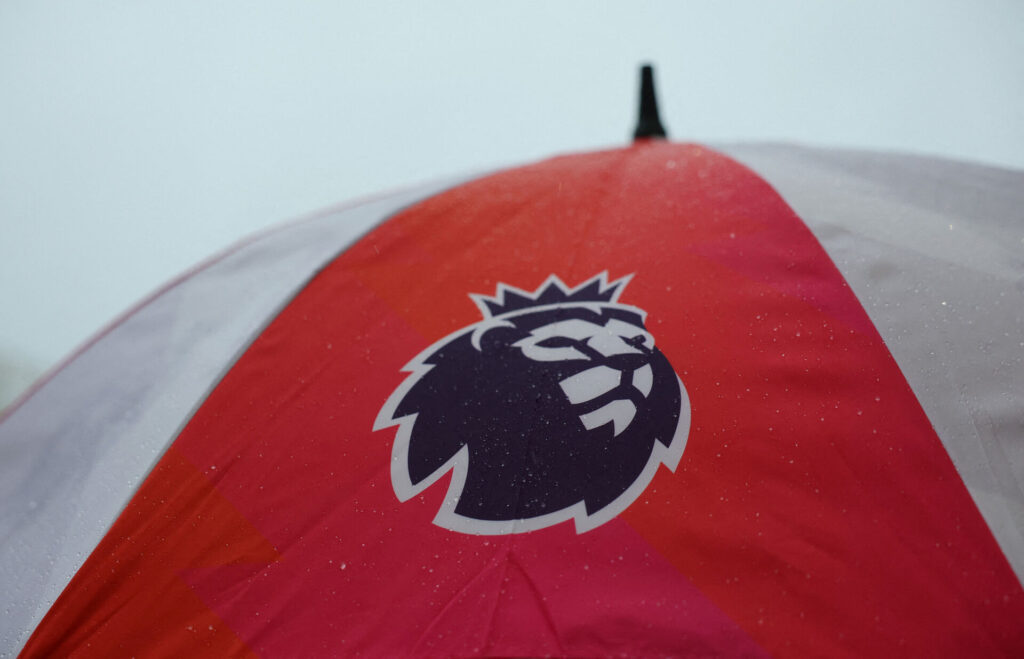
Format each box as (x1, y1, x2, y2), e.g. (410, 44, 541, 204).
(409, 542, 510, 654)
(506, 547, 567, 655)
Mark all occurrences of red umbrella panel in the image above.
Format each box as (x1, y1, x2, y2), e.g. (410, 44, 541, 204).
(4, 142, 1023, 657)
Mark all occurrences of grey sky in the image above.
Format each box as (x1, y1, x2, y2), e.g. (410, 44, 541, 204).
(2, 1, 1022, 409)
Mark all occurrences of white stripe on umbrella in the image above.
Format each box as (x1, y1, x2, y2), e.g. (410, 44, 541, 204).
(0, 176, 470, 653)
(721, 143, 1024, 582)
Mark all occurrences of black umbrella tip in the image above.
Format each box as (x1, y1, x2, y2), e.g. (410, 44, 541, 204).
(633, 64, 668, 141)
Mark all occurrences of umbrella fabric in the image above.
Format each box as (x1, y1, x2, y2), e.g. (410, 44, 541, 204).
(720, 144, 1024, 583)
(3, 141, 1023, 657)
(0, 179, 468, 652)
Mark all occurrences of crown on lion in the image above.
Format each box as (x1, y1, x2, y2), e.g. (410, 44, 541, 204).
(470, 273, 632, 319)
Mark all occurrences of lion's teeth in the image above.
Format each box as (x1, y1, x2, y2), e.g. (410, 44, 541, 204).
(559, 365, 621, 404)
(633, 364, 653, 398)
(578, 400, 637, 437)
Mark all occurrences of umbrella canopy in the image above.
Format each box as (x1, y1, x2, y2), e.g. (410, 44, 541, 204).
(2, 94, 1023, 655)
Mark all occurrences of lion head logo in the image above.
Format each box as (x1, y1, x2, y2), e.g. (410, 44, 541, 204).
(374, 273, 690, 534)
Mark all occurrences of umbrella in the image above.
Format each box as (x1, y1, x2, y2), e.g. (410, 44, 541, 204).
(3, 66, 1023, 657)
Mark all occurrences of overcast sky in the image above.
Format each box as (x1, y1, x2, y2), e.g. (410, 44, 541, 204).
(2, 1, 1022, 409)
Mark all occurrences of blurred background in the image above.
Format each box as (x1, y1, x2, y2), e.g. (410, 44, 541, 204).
(2, 0, 1022, 410)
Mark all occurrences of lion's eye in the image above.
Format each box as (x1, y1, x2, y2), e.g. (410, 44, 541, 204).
(535, 336, 578, 348)
(624, 335, 649, 349)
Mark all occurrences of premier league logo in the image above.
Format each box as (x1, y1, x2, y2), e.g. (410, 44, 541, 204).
(374, 273, 690, 534)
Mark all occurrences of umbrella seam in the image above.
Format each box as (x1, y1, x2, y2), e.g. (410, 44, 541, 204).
(408, 545, 510, 655)
(506, 548, 567, 655)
